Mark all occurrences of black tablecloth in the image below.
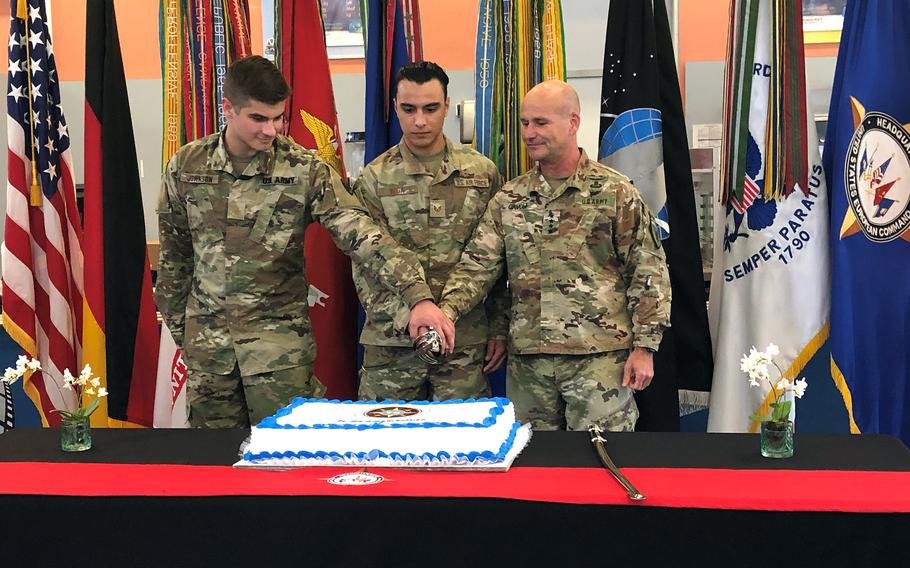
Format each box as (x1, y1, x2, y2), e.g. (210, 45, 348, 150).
(1, 429, 909, 567)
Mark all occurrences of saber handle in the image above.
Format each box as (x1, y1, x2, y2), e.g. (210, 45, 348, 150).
(588, 425, 645, 501)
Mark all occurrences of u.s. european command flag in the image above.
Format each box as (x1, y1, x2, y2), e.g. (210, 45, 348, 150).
(825, 0, 910, 444)
(599, 0, 713, 430)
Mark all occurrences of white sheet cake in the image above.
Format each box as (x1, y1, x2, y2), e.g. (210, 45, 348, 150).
(239, 397, 530, 469)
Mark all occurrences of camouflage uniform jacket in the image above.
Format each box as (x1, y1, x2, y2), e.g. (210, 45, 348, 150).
(155, 133, 434, 375)
(439, 150, 671, 355)
(353, 136, 510, 347)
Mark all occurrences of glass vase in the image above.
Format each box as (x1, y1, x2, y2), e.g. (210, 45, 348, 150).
(760, 420, 793, 458)
(60, 416, 92, 452)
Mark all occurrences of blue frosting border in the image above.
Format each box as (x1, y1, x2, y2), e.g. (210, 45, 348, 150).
(242, 420, 522, 464)
(256, 397, 510, 431)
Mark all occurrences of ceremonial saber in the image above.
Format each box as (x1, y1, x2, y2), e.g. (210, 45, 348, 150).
(588, 425, 645, 501)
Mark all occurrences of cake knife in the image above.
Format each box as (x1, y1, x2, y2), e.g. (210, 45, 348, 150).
(588, 424, 645, 501)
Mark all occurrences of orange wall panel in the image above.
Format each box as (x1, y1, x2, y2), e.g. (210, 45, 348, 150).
(1, 15, 7, 73)
(677, 0, 731, 97)
(249, 0, 263, 55)
(49, 0, 86, 82)
(421, 0, 477, 71)
(112, 0, 163, 80)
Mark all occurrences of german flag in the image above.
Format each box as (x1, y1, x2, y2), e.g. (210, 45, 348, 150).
(83, 0, 159, 426)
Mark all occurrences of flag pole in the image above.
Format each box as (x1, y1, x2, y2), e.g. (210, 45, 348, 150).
(16, 0, 42, 206)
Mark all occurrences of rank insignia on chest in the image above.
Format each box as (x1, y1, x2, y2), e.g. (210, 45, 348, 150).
(262, 176, 297, 185)
(180, 173, 219, 184)
(544, 209, 560, 235)
(430, 199, 446, 218)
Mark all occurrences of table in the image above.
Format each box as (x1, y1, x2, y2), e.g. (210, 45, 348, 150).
(2, 429, 909, 567)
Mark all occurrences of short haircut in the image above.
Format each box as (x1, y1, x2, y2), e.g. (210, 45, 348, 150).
(223, 55, 291, 107)
(394, 60, 449, 98)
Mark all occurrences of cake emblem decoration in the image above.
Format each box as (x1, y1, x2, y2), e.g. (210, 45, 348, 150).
(365, 406, 421, 418)
(327, 472, 385, 486)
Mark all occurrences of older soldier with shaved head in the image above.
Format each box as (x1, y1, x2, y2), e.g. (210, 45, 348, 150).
(411, 80, 671, 431)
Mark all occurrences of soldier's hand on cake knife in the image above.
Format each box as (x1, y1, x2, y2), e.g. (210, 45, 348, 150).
(408, 299, 455, 354)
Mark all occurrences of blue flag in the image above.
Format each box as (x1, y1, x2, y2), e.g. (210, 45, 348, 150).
(825, 0, 910, 444)
(364, 0, 410, 163)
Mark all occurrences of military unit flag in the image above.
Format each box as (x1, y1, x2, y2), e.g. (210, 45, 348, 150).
(275, 0, 358, 399)
(707, 0, 830, 432)
(83, 0, 160, 427)
(364, 0, 423, 164)
(158, 0, 253, 165)
(474, 0, 566, 180)
(2, 0, 84, 427)
(152, 322, 188, 427)
(825, 0, 910, 444)
(598, 0, 713, 431)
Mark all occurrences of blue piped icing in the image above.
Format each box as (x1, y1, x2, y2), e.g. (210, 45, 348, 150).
(256, 397, 509, 430)
(242, 420, 522, 465)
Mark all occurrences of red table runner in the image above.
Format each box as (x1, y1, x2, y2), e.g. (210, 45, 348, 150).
(3, 462, 909, 513)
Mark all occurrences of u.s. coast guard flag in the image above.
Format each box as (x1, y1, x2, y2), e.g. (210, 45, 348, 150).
(707, 0, 830, 432)
(825, 0, 910, 444)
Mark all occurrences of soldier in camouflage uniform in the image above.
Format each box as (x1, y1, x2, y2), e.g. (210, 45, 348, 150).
(412, 80, 671, 431)
(354, 61, 509, 401)
(156, 56, 451, 428)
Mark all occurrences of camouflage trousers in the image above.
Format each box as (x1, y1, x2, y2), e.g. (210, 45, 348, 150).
(187, 364, 326, 428)
(358, 344, 490, 401)
(507, 350, 638, 431)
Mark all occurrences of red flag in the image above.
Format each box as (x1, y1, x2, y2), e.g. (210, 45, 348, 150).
(2, 0, 84, 427)
(276, 0, 358, 399)
(83, 0, 159, 426)
(153, 323, 189, 428)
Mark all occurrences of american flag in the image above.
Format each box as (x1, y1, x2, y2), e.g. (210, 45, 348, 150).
(731, 175, 761, 214)
(2, 0, 83, 426)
